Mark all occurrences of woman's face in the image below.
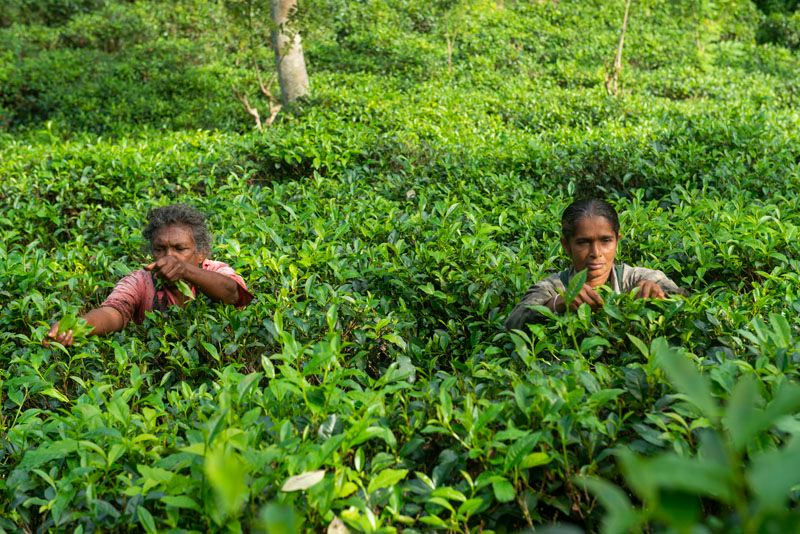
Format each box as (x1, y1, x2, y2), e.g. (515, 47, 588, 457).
(561, 215, 619, 287)
(152, 224, 205, 266)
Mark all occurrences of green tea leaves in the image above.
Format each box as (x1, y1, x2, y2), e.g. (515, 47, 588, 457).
(367, 469, 408, 495)
(655, 338, 719, 420)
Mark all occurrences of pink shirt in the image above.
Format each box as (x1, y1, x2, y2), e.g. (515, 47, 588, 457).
(101, 259, 253, 326)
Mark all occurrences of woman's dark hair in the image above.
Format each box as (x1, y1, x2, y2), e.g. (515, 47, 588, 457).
(561, 198, 620, 240)
(142, 204, 212, 253)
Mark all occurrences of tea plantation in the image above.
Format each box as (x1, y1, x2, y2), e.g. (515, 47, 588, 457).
(2, 0, 800, 532)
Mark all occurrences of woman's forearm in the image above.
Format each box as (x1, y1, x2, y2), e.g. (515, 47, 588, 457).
(83, 307, 125, 336)
(181, 264, 240, 305)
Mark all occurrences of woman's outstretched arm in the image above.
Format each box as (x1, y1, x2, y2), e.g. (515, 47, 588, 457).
(45, 306, 125, 347)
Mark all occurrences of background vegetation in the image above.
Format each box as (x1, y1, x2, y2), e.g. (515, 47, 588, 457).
(2, 0, 800, 532)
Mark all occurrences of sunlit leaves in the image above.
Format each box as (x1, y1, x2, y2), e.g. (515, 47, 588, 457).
(282, 470, 326, 492)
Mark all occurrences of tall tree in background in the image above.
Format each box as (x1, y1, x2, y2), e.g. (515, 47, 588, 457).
(226, 0, 308, 129)
(270, 0, 309, 106)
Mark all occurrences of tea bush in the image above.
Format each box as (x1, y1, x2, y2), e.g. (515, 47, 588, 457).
(2, 0, 800, 533)
(757, 12, 800, 49)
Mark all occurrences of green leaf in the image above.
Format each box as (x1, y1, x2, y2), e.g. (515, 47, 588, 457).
(504, 431, 541, 472)
(201, 342, 220, 362)
(758, 382, 800, 437)
(137, 505, 157, 534)
(20, 439, 79, 469)
(492, 477, 515, 503)
(457, 497, 483, 518)
(520, 452, 552, 469)
(352, 426, 397, 448)
(419, 515, 448, 527)
(259, 503, 297, 534)
(768, 313, 791, 346)
(747, 436, 800, 512)
(161, 495, 200, 511)
(626, 333, 649, 358)
(654, 338, 718, 420)
(325, 304, 338, 331)
(41, 387, 69, 403)
(367, 468, 408, 494)
(236, 372, 262, 401)
(580, 336, 610, 354)
(427, 496, 455, 513)
(439, 388, 453, 424)
(262, 355, 276, 379)
(383, 333, 407, 350)
(431, 486, 467, 502)
(579, 477, 640, 534)
(565, 269, 588, 304)
(175, 280, 194, 300)
(57, 312, 77, 334)
(473, 402, 504, 433)
(723, 375, 760, 452)
(205, 445, 250, 516)
(619, 449, 732, 504)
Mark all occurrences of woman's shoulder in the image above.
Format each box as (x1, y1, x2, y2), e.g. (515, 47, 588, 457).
(202, 259, 234, 272)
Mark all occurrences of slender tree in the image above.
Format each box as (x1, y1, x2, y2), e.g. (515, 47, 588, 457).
(270, 0, 309, 106)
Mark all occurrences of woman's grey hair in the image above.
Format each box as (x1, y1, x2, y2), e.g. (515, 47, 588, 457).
(142, 204, 212, 254)
(561, 198, 620, 240)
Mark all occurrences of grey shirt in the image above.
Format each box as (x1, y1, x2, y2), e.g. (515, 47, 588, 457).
(505, 263, 686, 332)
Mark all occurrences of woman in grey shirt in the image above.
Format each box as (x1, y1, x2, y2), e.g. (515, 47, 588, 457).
(506, 199, 686, 332)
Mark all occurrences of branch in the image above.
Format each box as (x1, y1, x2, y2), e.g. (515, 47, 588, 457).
(614, 0, 632, 72)
(254, 70, 282, 126)
(605, 0, 632, 96)
(232, 84, 263, 132)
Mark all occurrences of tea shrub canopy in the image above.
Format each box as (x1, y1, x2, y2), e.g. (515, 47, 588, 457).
(2, 0, 800, 532)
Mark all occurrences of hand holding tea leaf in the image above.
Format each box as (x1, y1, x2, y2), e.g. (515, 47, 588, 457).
(145, 255, 190, 283)
(145, 257, 205, 301)
(45, 311, 95, 348)
(147, 257, 241, 305)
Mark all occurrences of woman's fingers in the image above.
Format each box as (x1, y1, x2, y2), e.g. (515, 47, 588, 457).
(636, 281, 665, 299)
(147, 257, 185, 282)
(570, 285, 604, 310)
(62, 330, 74, 346)
(581, 285, 604, 308)
(43, 323, 58, 346)
(47, 322, 59, 338)
(638, 282, 650, 299)
(43, 323, 74, 347)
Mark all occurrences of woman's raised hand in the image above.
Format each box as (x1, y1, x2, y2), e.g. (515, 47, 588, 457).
(553, 283, 605, 313)
(145, 255, 188, 282)
(44, 321, 75, 347)
(634, 280, 666, 299)
(571, 283, 605, 311)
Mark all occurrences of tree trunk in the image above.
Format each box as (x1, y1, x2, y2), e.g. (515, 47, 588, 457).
(270, 0, 309, 107)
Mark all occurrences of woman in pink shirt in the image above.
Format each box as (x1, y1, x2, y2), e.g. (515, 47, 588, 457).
(46, 204, 253, 347)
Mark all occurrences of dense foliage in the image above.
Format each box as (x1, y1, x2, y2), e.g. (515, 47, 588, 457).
(2, 0, 800, 532)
